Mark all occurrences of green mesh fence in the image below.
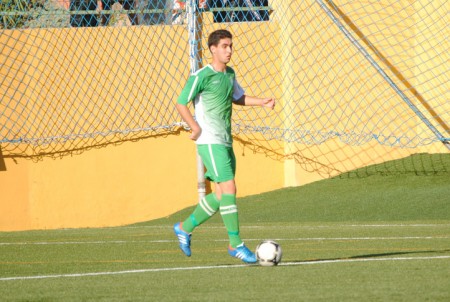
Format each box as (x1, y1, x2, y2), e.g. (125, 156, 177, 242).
(1, 0, 449, 161)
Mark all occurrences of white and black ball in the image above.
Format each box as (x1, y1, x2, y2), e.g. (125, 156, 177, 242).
(255, 240, 282, 266)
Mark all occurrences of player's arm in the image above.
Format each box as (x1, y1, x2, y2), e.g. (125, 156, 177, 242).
(231, 77, 275, 109)
(176, 103, 201, 141)
(177, 75, 203, 141)
(233, 95, 275, 109)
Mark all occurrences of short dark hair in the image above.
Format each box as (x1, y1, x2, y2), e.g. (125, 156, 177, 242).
(208, 29, 233, 50)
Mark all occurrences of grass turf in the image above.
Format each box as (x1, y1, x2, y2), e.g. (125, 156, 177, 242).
(0, 153, 449, 301)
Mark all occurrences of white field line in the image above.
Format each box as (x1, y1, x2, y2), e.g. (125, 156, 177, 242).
(33, 224, 450, 232)
(120, 224, 450, 229)
(1, 255, 449, 282)
(1, 236, 450, 246)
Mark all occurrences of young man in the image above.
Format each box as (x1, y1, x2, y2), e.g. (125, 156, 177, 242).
(174, 29, 275, 263)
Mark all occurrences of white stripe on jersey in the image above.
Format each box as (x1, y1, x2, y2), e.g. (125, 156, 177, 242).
(187, 76, 199, 101)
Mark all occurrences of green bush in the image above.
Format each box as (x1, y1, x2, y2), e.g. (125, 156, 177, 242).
(0, 0, 69, 29)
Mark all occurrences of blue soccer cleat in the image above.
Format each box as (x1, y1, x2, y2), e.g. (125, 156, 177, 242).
(173, 222, 191, 257)
(228, 243, 257, 264)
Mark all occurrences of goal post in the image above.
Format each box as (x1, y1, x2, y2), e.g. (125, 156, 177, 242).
(187, 0, 207, 201)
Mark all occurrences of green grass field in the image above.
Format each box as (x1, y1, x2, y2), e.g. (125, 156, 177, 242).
(1, 153, 449, 301)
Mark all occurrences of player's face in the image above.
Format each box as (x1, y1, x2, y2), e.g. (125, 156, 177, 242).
(212, 38, 233, 65)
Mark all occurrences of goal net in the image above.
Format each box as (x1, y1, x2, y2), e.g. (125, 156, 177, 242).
(1, 0, 448, 160)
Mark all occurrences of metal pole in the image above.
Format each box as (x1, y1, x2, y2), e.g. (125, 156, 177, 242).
(187, 0, 206, 201)
(316, 0, 450, 150)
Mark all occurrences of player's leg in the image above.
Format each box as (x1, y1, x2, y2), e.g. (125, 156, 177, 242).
(217, 179, 256, 263)
(179, 145, 226, 233)
(175, 144, 255, 262)
(181, 192, 220, 233)
(217, 179, 241, 247)
(173, 145, 222, 257)
(193, 144, 242, 247)
(174, 191, 220, 257)
(213, 147, 256, 263)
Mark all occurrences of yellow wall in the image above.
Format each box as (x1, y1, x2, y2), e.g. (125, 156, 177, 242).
(1, 1, 448, 231)
(0, 136, 284, 231)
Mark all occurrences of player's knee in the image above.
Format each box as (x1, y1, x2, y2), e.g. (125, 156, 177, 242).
(216, 180, 236, 199)
(221, 180, 236, 195)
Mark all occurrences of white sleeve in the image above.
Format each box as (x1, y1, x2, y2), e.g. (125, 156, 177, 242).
(232, 79, 245, 101)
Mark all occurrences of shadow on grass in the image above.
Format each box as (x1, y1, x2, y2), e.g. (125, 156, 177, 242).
(293, 249, 450, 264)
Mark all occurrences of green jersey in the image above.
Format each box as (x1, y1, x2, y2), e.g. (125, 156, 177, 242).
(177, 64, 245, 146)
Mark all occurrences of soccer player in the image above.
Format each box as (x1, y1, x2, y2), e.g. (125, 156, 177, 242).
(174, 29, 275, 263)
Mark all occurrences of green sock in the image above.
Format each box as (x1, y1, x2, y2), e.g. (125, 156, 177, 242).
(182, 193, 220, 233)
(219, 194, 242, 248)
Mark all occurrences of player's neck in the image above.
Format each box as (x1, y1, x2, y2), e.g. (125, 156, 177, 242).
(210, 61, 227, 73)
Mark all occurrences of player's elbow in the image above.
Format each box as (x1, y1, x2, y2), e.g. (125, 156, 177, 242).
(176, 103, 187, 111)
(233, 95, 246, 106)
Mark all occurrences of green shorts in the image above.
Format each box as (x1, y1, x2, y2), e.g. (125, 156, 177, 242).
(197, 144, 236, 183)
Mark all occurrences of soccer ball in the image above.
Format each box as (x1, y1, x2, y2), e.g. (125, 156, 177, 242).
(255, 240, 282, 266)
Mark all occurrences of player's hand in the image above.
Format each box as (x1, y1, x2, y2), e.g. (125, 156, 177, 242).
(262, 98, 275, 110)
(189, 125, 202, 141)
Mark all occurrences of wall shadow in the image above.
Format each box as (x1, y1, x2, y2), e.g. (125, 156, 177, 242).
(0, 147, 6, 171)
(234, 135, 450, 178)
(0, 128, 184, 163)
